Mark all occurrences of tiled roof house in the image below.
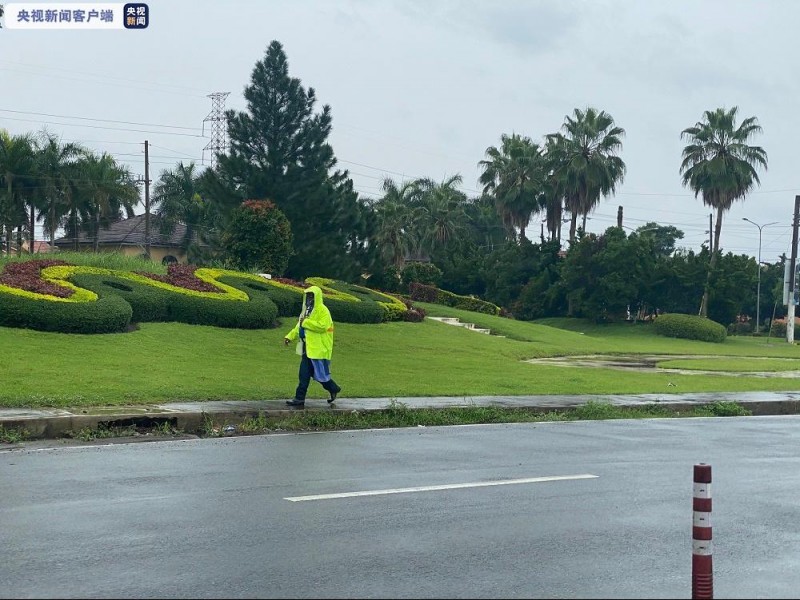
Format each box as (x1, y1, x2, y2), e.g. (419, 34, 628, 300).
(53, 214, 197, 264)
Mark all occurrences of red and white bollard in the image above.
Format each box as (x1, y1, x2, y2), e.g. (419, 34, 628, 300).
(692, 463, 713, 599)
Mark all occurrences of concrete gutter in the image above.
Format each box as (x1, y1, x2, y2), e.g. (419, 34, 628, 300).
(4, 391, 800, 441)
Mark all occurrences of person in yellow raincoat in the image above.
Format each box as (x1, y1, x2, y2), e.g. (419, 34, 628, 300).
(283, 286, 342, 407)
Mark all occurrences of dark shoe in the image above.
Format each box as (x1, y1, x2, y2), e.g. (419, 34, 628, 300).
(286, 399, 305, 408)
(328, 387, 341, 404)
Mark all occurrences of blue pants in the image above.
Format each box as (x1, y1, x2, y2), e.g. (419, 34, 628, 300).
(294, 355, 340, 401)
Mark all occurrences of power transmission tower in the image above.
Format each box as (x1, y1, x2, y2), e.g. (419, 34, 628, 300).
(202, 92, 230, 168)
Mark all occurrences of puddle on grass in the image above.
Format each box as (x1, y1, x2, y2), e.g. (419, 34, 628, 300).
(524, 354, 800, 378)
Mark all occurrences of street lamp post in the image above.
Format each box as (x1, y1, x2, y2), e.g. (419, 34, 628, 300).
(743, 218, 778, 334)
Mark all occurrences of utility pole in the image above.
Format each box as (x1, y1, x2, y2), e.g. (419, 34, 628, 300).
(144, 140, 151, 259)
(787, 196, 800, 344)
(617, 205, 623, 228)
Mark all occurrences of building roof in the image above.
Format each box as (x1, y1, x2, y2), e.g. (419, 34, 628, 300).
(22, 241, 53, 253)
(53, 214, 191, 248)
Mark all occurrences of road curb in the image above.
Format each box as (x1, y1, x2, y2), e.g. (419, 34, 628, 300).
(3, 398, 800, 441)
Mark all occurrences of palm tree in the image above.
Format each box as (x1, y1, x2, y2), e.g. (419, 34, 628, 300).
(372, 178, 424, 270)
(547, 108, 626, 243)
(153, 161, 211, 262)
(59, 154, 94, 251)
(0, 131, 36, 255)
(478, 133, 546, 242)
(33, 132, 84, 249)
(82, 152, 140, 251)
(541, 136, 568, 243)
(680, 106, 768, 317)
(416, 175, 468, 253)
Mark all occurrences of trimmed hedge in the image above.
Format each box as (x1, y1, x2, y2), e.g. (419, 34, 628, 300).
(221, 276, 384, 323)
(0, 291, 132, 334)
(326, 297, 385, 324)
(71, 274, 172, 322)
(168, 290, 278, 329)
(652, 313, 727, 343)
(0, 260, 419, 333)
(220, 277, 302, 318)
(312, 277, 408, 321)
(409, 282, 501, 315)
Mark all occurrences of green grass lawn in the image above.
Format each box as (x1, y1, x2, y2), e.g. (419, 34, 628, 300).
(4, 304, 800, 409)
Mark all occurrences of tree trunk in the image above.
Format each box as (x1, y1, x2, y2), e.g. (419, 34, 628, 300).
(569, 213, 578, 243)
(698, 206, 725, 318)
(94, 206, 100, 252)
(29, 203, 35, 254)
(72, 208, 79, 251)
(49, 205, 55, 247)
(5, 180, 12, 254)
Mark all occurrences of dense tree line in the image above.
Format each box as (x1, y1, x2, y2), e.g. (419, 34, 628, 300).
(0, 40, 778, 330)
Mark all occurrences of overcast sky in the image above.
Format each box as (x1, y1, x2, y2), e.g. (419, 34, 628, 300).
(2, 0, 799, 263)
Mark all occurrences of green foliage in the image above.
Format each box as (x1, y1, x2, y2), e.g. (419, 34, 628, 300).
(213, 40, 372, 280)
(478, 133, 547, 240)
(168, 291, 277, 329)
(221, 200, 293, 275)
(706, 252, 759, 326)
(559, 228, 656, 322)
(220, 277, 301, 317)
(0, 251, 167, 274)
(652, 313, 727, 343)
(401, 262, 443, 290)
(409, 282, 500, 315)
(0, 291, 132, 333)
(0, 425, 29, 443)
(695, 401, 752, 417)
(325, 297, 384, 323)
(0, 256, 414, 331)
(310, 277, 408, 322)
(72, 274, 171, 322)
(549, 107, 626, 244)
(480, 239, 542, 309)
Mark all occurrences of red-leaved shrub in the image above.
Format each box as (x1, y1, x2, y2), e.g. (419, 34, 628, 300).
(0, 260, 72, 297)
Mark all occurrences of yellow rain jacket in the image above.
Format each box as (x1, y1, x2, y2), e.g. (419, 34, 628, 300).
(284, 286, 334, 360)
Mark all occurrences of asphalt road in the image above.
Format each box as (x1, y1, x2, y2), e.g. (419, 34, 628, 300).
(3, 416, 800, 599)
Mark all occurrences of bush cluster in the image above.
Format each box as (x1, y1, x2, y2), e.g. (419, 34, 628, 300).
(401, 262, 443, 289)
(136, 264, 219, 293)
(409, 282, 501, 315)
(0, 292, 132, 333)
(0, 259, 72, 297)
(0, 259, 427, 333)
(652, 313, 727, 343)
(308, 277, 409, 322)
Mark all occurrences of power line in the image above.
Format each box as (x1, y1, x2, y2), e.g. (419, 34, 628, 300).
(1, 115, 207, 138)
(0, 59, 211, 94)
(6, 106, 796, 201)
(0, 108, 202, 132)
(0, 65, 208, 98)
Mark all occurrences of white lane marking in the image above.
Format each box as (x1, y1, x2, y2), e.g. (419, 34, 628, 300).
(285, 474, 599, 502)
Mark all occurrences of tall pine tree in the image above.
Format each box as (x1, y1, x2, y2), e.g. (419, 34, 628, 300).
(214, 40, 372, 279)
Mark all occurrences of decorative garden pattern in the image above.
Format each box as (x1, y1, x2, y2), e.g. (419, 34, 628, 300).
(0, 260, 412, 334)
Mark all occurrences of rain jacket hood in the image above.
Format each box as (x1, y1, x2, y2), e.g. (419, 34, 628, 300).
(285, 286, 334, 360)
